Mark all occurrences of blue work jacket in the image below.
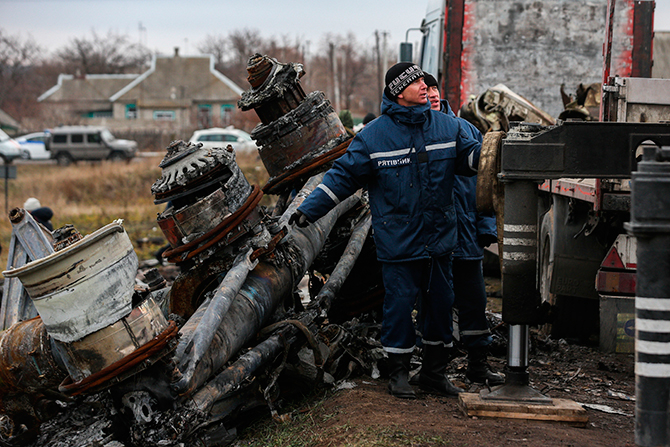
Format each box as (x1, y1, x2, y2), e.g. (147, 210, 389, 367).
(298, 94, 481, 262)
(439, 99, 497, 260)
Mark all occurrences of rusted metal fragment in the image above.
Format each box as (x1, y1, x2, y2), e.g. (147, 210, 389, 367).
(159, 186, 250, 248)
(0, 318, 66, 397)
(54, 296, 171, 383)
(238, 54, 307, 123)
(161, 186, 264, 264)
(169, 257, 234, 319)
(238, 54, 348, 193)
(262, 137, 350, 195)
(153, 140, 264, 266)
(58, 319, 178, 396)
(51, 224, 83, 251)
(253, 91, 348, 178)
(3, 221, 138, 343)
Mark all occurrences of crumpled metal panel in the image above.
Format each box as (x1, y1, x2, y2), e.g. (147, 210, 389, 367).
(461, 84, 556, 133)
(2, 220, 138, 343)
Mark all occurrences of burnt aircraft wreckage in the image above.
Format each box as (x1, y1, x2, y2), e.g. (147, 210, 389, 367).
(0, 54, 387, 447)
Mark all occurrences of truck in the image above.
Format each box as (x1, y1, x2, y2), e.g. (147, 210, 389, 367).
(405, 0, 661, 349)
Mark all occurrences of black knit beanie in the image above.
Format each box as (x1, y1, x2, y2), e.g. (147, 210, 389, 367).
(424, 73, 438, 89)
(384, 63, 424, 101)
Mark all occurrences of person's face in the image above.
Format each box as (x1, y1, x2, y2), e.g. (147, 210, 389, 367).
(427, 86, 441, 111)
(397, 77, 427, 107)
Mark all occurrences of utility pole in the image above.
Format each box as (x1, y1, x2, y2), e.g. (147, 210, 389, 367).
(375, 30, 382, 113)
(382, 31, 389, 80)
(329, 42, 341, 112)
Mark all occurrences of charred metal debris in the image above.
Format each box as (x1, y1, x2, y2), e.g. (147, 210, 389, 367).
(0, 54, 387, 447)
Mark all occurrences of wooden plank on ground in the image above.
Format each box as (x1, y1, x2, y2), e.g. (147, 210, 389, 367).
(458, 392, 589, 427)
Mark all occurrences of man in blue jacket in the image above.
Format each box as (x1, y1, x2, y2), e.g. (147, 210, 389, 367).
(290, 63, 481, 399)
(425, 73, 504, 386)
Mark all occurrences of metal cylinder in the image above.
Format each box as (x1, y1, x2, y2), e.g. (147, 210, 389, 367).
(501, 180, 541, 325)
(2, 221, 138, 343)
(625, 145, 670, 447)
(507, 324, 529, 368)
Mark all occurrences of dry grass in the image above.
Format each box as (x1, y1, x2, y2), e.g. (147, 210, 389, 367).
(0, 151, 269, 272)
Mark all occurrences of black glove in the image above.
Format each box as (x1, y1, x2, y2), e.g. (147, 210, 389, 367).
(478, 233, 498, 248)
(289, 210, 309, 228)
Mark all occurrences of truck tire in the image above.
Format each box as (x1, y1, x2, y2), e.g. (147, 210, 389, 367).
(56, 152, 73, 167)
(476, 131, 506, 214)
(108, 152, 126, 163)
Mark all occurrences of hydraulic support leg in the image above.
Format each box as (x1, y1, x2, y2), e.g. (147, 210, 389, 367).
(481, 180, 550, 403)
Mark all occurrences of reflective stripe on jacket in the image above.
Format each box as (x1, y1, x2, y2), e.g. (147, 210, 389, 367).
(298, 94, 481, 262)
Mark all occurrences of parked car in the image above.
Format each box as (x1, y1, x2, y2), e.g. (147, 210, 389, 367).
(188, 127, 258, 153)
(48, 126, 138, 166)
(0, 129, 22, 164)
(16, 131, 51, 160)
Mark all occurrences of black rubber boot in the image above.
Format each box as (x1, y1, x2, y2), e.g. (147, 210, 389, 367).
(419, 344, 464, 397)
(465, 346, 505, 386)
(387, 353, 416, 399)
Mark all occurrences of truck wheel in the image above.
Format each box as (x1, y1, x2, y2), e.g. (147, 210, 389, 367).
(56, 153, 73, 166)
(476, 131, 506, 214)
(538, 206, 598, 342)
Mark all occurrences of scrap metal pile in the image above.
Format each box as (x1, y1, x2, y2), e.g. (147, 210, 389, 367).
(0, 54, 386, 447)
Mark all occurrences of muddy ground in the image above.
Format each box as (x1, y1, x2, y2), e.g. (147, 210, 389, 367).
(231, 330, 636, 447)
(231, 276, 637, 447)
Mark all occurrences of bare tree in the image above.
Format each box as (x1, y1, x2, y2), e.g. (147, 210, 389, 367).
(312, 33, 377, 117)
(338, 33, 372, 111)
(198, 34, 228, 70)
(56, 29, 150, 75)
(0, 29, 45, 121)
(224, 28, 265, 86)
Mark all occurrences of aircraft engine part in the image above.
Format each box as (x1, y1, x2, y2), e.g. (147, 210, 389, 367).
(54, 296, 172, 385)
(238, 54, 350, 194)
(0, 318, 66, 398)
(2, 220, 138, 343)
(152, 141, 264, 264)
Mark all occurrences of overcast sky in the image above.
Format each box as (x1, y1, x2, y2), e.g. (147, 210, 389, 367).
(1, 0, 669, 59)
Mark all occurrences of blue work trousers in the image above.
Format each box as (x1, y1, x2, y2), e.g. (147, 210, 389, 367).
(381, 256, 455, 353)
(452, 259, 492, 349)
